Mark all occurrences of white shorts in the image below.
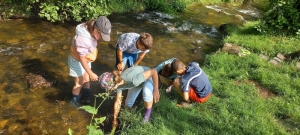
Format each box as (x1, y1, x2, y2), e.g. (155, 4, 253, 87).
(68, 55, 91, 77)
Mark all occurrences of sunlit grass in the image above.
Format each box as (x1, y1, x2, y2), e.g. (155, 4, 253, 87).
(117, 20, 300, 135)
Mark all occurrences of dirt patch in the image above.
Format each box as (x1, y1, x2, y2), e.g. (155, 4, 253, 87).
(235, 80, 276, 98)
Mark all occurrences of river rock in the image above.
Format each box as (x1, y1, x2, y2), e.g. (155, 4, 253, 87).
(25, 73, 53, 89)
(276, 53, 286, 61)
(269, 53, 286, 65)
(220, 43, 246, 57)
(234, 14, 245, 22)
(269, 57, 281, 65)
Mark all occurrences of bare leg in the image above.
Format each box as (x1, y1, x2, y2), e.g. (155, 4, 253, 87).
(173, 78, 184, 98)
(82, 72, 90, 89)
(113, 92, 122, 127)
(72, 75, 84, 95)
(144, 100, 153, 109)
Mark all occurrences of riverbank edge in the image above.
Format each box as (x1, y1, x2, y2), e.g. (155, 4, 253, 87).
(115, 20, 300, 134)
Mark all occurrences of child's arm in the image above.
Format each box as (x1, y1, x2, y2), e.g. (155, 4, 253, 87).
(142, 68, 160, 103)
(133, 52, 146, 66)
(182, 92, 189, 101)
(79, 55, 98, 81)
(116, 48, 124, 71)
(112, 92, 122, 127)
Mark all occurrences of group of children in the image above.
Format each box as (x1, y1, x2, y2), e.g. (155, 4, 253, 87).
(67, 16, 212, 127)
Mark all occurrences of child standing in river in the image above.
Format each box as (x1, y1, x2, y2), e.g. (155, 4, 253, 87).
(68, 16, 111, 105)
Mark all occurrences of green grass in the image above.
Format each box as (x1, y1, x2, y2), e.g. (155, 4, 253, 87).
(116, 21, 300, 135)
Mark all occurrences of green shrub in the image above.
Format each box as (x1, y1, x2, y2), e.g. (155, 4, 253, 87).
(143, 0, 186, 14)
(256, 0, 300, 35)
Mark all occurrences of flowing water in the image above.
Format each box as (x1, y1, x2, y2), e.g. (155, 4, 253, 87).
(0, 4, 260, 135)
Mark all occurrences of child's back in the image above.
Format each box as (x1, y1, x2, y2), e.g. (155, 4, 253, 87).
(180, 62, 212, 98)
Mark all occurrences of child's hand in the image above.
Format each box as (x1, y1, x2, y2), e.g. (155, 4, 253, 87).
(117, 62, 123, 71)
(153, 90, 160, 103)
(166, 85, 173, 93)
(90, 72, 99, 81)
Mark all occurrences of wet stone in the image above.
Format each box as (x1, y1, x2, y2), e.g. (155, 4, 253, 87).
(25, 73, 53, 89)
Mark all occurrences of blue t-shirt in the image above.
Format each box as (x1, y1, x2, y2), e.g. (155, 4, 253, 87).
(180, 62, 212, 98)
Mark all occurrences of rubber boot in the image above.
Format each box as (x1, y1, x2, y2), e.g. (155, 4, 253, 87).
(81, 88, 92, 104)
(70, 94, 81, 107)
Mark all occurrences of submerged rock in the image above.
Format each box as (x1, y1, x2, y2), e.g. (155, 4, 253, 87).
(25, 73, 54, 89)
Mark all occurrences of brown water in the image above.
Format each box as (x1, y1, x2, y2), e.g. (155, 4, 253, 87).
(0, 5, 260, 135)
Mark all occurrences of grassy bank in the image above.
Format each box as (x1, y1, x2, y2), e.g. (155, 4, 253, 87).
(116, 21, 300, 134)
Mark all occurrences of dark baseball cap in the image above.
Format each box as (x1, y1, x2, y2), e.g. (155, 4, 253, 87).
(95, 16, 111, 41)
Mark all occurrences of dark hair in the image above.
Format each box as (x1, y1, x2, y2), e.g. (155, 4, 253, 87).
(171, 59, 186, 72)
(138, 32, 153, 49)
(84, 19, 97, 36)
(161, 64, 173, 78)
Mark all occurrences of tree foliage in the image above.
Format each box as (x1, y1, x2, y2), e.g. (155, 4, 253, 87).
(256, 0, 300, 35)
(0, 0, 185, 22)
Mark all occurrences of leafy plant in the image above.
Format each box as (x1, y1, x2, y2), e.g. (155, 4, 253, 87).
(143, 0, 186, 14)
(68, 91, 115, 135)
(256, 0, 300, 35)
(39, 0, 111, 22)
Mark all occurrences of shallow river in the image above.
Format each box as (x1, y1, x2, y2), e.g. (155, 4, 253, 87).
(0, 4, 260, 134)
